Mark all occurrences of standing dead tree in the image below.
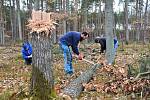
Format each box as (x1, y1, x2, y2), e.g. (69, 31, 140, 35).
(27, 10, 56, 99)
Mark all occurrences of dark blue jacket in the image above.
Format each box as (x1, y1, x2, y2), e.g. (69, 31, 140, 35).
(95, 37, 118, 49)
(21, 42, 32, 59)
(59, 31, 81, 55)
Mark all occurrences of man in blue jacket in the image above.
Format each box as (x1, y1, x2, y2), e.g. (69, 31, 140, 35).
(59, 31, 89, 75)
(21, 41, 32, 65)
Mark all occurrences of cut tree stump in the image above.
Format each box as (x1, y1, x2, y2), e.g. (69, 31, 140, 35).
(62, 64, 102, 98)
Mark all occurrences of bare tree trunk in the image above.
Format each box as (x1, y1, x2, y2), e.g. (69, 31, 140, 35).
(12, 0, 17, 41)
(136, 0, 140, 42)
(0, 0, 4, 45)
(73, 0, 78, 31)
(41, 0, 44, 11)
(63, 0, 67, 34)
(83, 1, 88, 31)
(143, 0, 148, 44)
(105, 0, 114, 65)
(34, 0, 40, 10)
(125, 0, 129, 44)
(139, 0, 143, 41)
(16, 0, 22, 40)
(136, 0, 143, 42)
(9, 0, 14, 41)
(27, 0, 33, 18)
(98, 1, 101, 36)
(30, 32, 54, 99)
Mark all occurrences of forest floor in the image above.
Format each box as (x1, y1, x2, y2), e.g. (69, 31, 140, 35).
(0, 42, 150, 100)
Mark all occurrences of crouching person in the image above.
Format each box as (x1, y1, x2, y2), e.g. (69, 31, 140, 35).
(21, 41, 32, 65)
(94, 37, 118, 54)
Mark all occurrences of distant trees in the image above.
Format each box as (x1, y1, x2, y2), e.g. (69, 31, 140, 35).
(1, 0, 150, 44)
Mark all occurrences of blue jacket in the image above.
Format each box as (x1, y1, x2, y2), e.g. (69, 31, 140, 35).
(21, 42, 32, 59)
(59, 31, 81, 55)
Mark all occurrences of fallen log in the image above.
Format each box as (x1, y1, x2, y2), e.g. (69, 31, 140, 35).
(134, 71, 150, 80)
(62, 63, 102, 98)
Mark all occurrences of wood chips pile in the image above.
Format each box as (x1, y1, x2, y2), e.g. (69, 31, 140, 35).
(27, 10, 57, 35)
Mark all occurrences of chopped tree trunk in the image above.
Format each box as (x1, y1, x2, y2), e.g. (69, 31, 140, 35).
(30, 32, 54, 99)
(62, 64, 102, 98)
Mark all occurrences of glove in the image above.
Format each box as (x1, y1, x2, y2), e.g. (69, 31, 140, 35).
(78, 53, 84, 60)
(28, 54, 32, 58)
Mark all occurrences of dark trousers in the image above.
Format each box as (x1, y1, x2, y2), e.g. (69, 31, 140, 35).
(25, 58, 32, 65)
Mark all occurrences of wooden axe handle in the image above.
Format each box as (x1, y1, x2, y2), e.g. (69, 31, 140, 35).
(82, 58, 95, 65)
(73, 55, 95, 65)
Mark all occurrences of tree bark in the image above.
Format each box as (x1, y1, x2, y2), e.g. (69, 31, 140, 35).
(9, 0, 14, 41)
(34, 0, 40, 10)
(63, 0, 67, 34)
(136, 0, 140, 42)
(12, 0, 17, 41)
(62, 64, 101, 98)
(16, 0, 22, 40)
(97, 1, 101, 36)
(30, 32, 54, 99)
(125, 0, 129, 44)
(105, 0, 114, 64)
(143, 0, 148, 44)
(0, 0, 4, 45)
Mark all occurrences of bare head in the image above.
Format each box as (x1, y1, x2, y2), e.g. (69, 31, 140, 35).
(80, 32, 89, 41)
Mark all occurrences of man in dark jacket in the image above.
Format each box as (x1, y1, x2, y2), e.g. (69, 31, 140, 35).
(21, 41, 32, 65)
(59, 31, 89, 75)
(95, 37, 118, 53)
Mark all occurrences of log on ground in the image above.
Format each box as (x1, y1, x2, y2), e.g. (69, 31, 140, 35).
(62, 64, 102, 98)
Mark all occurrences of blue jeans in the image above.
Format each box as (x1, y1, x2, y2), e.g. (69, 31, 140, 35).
(59, 42, 73, 75)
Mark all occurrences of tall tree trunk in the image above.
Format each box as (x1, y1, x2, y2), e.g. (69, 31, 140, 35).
(0, 0, 4, 45)
(16, 0, 22, 40)
(12, 0, 17, 41)
(27, 0, 33, 18)
(139, 0, 143, 41)
(83, 1, 88, 31)
(73, 0, 78, 31)
(30, 32, 54, 99)
(125, 0, 129, 44)
(98, 1, 101, 36)
(41, 0, 44, 11)
(136, 0, 140, 42)
(34, 0, 40, 10)
(105, 0, 114, 65)
(136, 0, 143, 42)
(63, 0, 67, 34)
(9, 0, 14, 41)
(143, 0, 148, 44)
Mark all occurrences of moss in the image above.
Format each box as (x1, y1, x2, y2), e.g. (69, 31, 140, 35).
(0, 91, 12, 100)
(30, 66, 56, 100)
